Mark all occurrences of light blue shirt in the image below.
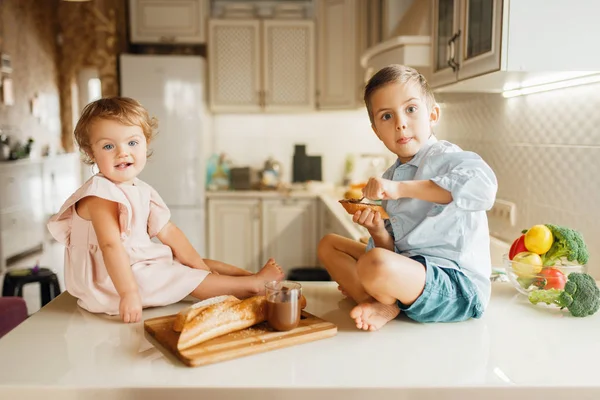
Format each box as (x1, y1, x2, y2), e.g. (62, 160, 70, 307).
(366, 136, 498, 308)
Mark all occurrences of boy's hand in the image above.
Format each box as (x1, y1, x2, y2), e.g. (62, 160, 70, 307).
(363, 177, 402, 200)
(119, 291, 142, 323)
(352, 208, 385, 233)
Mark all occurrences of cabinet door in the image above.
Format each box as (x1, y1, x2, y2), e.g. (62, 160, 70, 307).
(208, 20, 261, 113)
(263, 20, 316, 112)
(316, 0, 360, 109)
(207, 199, 261, 272)
(457, 0, 503, 81)
(42, 154, 81, 217)
(430, 0, 460, 88)
(262, 198, 317, 275)
(129, 0, 208, 44)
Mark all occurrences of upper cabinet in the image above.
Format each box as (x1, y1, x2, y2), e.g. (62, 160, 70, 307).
(129, 0, 208, 44)
(209, 19, 315, 113)
(431, 0, 501, 88)
(316, 0, 367, 109)
(430, 0, 600, 92)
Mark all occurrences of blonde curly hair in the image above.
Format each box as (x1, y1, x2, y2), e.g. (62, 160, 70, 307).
(74, 97, 157, 165)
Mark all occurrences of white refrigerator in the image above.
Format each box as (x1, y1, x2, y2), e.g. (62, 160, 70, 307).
(119, 54, 211, 255)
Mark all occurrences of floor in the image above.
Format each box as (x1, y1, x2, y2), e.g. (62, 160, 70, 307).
(1, 240, 66, 315)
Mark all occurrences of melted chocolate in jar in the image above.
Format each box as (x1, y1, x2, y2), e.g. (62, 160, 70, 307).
(266, 287, 301, 331)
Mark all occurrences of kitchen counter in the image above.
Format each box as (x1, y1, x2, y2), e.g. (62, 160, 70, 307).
(1, 281, 599, 400)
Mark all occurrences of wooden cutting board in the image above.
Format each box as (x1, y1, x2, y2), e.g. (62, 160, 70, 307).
(144, 311, 337, 367)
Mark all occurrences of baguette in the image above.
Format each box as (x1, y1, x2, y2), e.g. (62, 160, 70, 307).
(177, 294, 308, 351)
(339, 199, 389, 219)
(173, 295, 240, 332)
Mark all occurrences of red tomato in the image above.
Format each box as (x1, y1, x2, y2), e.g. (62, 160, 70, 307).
(540, 268, 567, 290)
(509, 235, 528, 260)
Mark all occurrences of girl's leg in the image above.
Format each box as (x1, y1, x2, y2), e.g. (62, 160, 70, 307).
(204, 259, 253, 276)
(317, 234, 371, 304)
(351, 248, 427, 331)
(190, 258, 284, 300)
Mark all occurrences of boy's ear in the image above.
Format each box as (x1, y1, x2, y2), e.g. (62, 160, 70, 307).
(371, 123, 382, 141)
(429, 103, 441, 127)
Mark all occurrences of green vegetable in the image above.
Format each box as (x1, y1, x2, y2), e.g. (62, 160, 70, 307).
(541, 224, 589, 266)
(517, 276, 545, 290)
(528, 273, 600, 317)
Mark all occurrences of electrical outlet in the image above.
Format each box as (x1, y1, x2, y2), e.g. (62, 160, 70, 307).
(488, 199, 517, 227)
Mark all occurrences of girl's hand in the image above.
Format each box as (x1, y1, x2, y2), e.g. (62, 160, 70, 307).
(119, 292, 142, 323)
(363, 177, 402, 200)
(352, 208, 385, 233)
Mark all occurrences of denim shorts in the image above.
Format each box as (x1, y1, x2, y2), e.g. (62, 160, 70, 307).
(397, 255, 484, 323)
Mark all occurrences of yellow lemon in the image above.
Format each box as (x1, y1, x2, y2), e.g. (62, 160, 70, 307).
(524, 224, 554, 254)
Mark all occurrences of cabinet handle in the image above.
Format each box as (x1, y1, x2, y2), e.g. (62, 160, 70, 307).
(262, 90, 268, 107)
(447, 30, 461, 72)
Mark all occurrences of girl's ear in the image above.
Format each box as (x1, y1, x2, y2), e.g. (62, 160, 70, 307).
(429, 103, 441, 127)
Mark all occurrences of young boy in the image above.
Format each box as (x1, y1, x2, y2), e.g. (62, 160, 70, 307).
(318, 65, 497, 330)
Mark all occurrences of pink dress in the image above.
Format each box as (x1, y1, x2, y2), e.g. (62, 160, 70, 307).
(47, 174, 209, 315)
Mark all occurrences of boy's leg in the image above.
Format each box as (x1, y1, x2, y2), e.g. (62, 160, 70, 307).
(317, 234, 371, 304)
(351, 248, 427, 331)
(190, 259, 284, 300)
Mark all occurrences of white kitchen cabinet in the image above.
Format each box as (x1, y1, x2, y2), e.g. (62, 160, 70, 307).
(431, 0, 600, 92)
(129, 0, 208, 44)
(261, 198, 317, 274)
(318, 201, 353, 240)
(42, 153, 81, 218)
(316, 0, 367, 109)
(0, 161, 45, 271)
(208, 19, 315, 113)
(208, 20, 261, 113)
(207, 198, 262, 272)
(263, 20, 316, 112)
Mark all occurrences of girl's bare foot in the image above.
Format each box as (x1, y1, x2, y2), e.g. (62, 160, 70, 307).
(349, 301, 400, 331)
(254, 258, 285, 294)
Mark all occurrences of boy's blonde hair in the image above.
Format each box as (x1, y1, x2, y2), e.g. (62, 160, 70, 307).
(74, 96, 157, 165)
(364, 64, 436, 123)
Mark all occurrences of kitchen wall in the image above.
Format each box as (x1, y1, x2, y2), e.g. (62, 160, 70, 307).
(435, 83, 600, 277)
(0, 0, 61, 154)
(0, 0, 126, 154)
(212, 109, 389, 184)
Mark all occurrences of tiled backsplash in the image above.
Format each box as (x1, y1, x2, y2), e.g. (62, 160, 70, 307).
(213, 109, 388, 184)
(435, 84, 600, 277)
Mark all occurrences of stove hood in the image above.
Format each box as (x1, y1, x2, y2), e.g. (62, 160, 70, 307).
(361, 0, 431, 81)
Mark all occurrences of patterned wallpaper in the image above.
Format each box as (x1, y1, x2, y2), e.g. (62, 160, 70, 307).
(0, 0, 61, 154)
(435, 85, 600, 277)
(0, 0, 127, 154)
(56, 0, 127, 151)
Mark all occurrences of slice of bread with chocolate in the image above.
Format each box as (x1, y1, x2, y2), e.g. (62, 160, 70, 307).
(339, 199, 389, 219)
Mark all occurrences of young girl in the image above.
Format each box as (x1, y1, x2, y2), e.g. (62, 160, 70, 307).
(48, 97, 284, 323)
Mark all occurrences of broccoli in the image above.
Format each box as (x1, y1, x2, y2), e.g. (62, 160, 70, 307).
(541, 224, 589, 266)
(528, 272, 600, 317)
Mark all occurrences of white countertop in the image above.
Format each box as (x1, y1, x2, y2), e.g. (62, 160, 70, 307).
(1, 281, 599, 399)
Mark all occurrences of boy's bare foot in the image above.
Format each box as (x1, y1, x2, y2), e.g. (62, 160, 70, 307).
(350, 301, 400, 331)
(254, 258, 285, 294)
(337, 285, 349, 298)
